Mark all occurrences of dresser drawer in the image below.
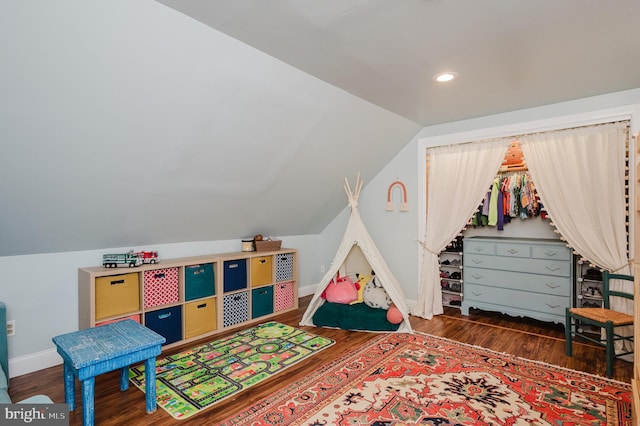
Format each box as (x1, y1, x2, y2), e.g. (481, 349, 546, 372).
(495, 242, 530, 258)
(464, 240, 495, 255)
(464, 283, 569, 317)
(531, 244, 571, 261)
(464, 267, 570, 296)
(465, 253, 571, 277)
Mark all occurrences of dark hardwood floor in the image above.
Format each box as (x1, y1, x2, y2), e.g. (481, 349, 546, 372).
(9, 296, 632, 425)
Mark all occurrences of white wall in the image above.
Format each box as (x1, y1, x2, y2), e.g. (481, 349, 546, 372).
(316, 130, 425, 302)
(319, 88, 640, 304)
(8, 90, 640, 378)
(3, 234, 320, 377)
(0, 0, 420, 258)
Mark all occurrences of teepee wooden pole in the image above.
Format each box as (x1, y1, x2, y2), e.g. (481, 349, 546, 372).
(354, 172, 362, 200)
(344, 173, 363, 207)
(344, 178, 351, 203)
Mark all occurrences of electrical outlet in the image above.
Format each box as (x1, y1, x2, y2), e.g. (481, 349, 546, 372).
(320, 265, 326, 273)
(6, 320, 15, 337)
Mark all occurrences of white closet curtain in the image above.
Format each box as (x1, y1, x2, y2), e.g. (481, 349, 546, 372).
(413, 139, 510, 319)
(520, 122, 632, 327)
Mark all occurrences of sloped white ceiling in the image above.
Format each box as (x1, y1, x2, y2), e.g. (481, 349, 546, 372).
(0, 1, 420, 256)
(157, 0, 640, 126)
(3, 1, 640, 257)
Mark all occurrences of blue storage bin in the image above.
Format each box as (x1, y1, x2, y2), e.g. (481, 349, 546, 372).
(251, 286, 274, 319)
(144, 305, 182, 346)
(185, 263, 215, 301)
(223, 259, 247, 292)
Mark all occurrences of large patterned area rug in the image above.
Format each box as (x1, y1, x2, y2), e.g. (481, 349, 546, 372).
(220, 332, 632, 425)
(129, 321, 334, 420)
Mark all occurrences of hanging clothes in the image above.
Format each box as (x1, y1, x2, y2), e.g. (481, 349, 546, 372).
(488, 177, 500, 226)
(469, 171, 544, 230)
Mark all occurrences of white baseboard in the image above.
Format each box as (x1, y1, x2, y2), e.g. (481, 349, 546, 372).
(406, 298, 418, 312)
(8, 288, 322, 378)
(10, 283, 412, 378)
(9, 348, 61, 378)
(298, 283, 317, 298)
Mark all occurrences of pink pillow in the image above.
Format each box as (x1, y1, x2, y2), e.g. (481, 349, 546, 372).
(386, 304, 403, 324)
(324, 275, 358, 304)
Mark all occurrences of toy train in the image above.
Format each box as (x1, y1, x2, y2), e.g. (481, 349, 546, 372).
(102, 250, 159, 268)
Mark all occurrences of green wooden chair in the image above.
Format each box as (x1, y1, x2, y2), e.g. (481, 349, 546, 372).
(565, 271, 634, 378)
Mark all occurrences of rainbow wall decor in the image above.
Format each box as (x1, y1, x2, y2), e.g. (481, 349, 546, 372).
(386, 181, 409, 212)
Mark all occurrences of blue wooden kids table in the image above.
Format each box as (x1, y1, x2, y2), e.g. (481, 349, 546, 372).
(52, 320, 165, 426)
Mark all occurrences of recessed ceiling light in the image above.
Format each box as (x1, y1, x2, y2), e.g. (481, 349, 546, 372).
(434, 72, 457, 83)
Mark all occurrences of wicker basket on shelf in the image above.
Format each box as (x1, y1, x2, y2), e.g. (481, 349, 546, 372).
(254, 239, 282, 252)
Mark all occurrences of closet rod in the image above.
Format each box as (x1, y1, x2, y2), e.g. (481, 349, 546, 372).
(497, 166, 528, 174)
(519, 119, 630, 140)
(428, 119, 630, 152)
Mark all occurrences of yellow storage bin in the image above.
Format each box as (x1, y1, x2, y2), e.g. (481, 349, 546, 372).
(250, 256, 273, 287)
(185, 297, 217, 339)
(95, 273, 140, 320)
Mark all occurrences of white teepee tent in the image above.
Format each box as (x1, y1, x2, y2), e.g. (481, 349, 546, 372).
(300, 174, 413, 333)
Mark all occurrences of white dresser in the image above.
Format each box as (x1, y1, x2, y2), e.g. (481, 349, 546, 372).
(461, 237, 572, 325)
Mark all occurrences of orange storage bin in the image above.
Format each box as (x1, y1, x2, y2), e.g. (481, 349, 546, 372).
(250, 256, 273, 287)
(185, 297, 217, 339)
(95, 273, 140, 320)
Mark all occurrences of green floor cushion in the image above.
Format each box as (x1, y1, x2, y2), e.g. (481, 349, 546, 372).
(312, 301, 400, 332)
(17, 395, 54, 404)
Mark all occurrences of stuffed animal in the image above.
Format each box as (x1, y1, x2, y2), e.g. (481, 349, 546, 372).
(349, 274, 370, 305)
(386, 304, 403, 324)
(363, 275, 391, 309)
(323, 273, 358, 304)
